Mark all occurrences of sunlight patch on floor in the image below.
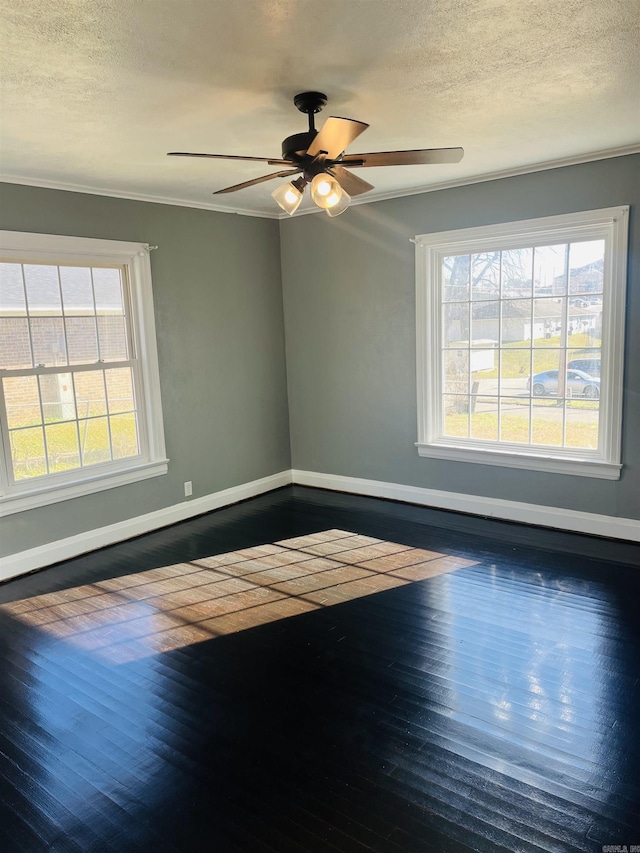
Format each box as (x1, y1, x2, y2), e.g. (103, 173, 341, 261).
(1, 530, 477, 662)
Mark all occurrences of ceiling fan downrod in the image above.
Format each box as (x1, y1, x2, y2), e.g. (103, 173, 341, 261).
(293, 91, 327, 131)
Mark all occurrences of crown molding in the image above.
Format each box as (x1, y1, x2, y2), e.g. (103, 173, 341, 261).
(285, 143, 640, 218)
(0, 174, 280, 219)
(2, 144, 638, 220)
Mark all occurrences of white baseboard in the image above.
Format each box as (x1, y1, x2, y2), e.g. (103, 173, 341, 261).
(0, 470, 292, 583)
(292, 469, 640, 543)
(3, 467, 639, 583)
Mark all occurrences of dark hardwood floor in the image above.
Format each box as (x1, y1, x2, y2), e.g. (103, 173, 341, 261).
(1, 485, 639, 852)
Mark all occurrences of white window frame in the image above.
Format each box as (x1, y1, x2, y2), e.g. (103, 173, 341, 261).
(0, 231, 168, 516)
(415, 207, 629, 480)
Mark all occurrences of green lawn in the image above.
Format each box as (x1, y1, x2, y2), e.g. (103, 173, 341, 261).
(10, 415, 138, 480)
(445, 409, 598, 448)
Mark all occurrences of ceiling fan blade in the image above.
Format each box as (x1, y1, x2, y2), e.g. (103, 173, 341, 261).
(327, 165, 374, 196)
(168, 152, 293, 166)
(341, 147, 464, 167)
(213, 169, 301, 194)
(307, 117, 369, 160)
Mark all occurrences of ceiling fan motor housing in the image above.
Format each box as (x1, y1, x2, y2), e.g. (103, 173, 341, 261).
(281, 131, 317, 162)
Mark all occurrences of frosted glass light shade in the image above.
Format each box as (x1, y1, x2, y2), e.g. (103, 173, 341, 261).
(325, 188, 351, 216)
(272, 181, 304, 215)
(311, 174, 350, 215)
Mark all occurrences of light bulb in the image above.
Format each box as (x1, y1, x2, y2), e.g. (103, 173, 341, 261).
(315, 179, 332, 197)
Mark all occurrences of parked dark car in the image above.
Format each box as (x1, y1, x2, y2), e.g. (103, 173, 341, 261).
(567, 357, 601, 377)
(527, 369, 600, 398)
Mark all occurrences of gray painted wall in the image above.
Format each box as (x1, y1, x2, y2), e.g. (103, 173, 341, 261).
(0, 183, 291, 556)
(2, 155, 638, 560)
(280, 155, 640, 520)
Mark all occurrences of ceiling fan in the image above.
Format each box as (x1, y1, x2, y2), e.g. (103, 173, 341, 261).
(168, 91, 464, 216)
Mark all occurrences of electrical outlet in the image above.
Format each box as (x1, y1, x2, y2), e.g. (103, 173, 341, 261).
(184, 481, 192, 497)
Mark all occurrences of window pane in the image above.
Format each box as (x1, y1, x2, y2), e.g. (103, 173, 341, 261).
(0, 263, 26, 314)
(471, 300, 499, 341)
(60, 266, 95, 312)
(471, 349, 497, 389)
(30, 317, 67, 366)
(10, 426, 47, 480)
(443, 302, 468, 345)
(66, 316, 99, 364)
(39, 373, 76, 423)
(531, 399, 563, 446)
(501, 248, 533, 297)
(93, 268, 124, 314)
(78, 417, 111, 466)
(471, 252, 500, 300)
(567, 349, 601, 377)
(497, 351, 527, 397)
(501, 299, 531, 345)
(443, 255, 469, 302)
(23, 265, 62, 315)
(534, 245, 567, 296)
(532, 348, 562, 376)
(444, 349, 469, 395)
(499, 347, 530, 385)
(533, 298, 562, 344)
(565, 405, 599, 449)
(97, 316, 128, 361)
(471, 397, 498, 440)
(106, 367, 135, 413)
(45, 421, 81, 473)
(569, 240, 604, 295)
(531, 351, 562, 397)
(4, 376, 41, 428)
(74, 370, 107, 417)
(110, 413, 139, 459)
(500, 398, 530, 443)
(568, 371, 600, 401)
(568, 301, 601, 347)
(0, 317, 32, 368)
(443, 395, 469, 437)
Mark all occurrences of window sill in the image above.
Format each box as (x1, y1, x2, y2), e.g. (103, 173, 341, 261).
(0, 459, 169, 517)
(416, 442, 621, 480)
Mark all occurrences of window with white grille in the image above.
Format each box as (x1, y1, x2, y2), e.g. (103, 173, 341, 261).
(0, 232, 167, 515)
(415, 208, 628, 479)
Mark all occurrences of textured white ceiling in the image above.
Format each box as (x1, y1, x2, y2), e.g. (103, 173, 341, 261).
(1, 0, 639, 217)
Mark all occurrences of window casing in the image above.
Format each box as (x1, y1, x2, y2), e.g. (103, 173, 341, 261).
(0, 232, 168, 516)
(415, 207, 628, 479)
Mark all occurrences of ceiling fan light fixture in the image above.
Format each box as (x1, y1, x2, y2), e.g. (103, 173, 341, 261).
(271, 178, 305, 215)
